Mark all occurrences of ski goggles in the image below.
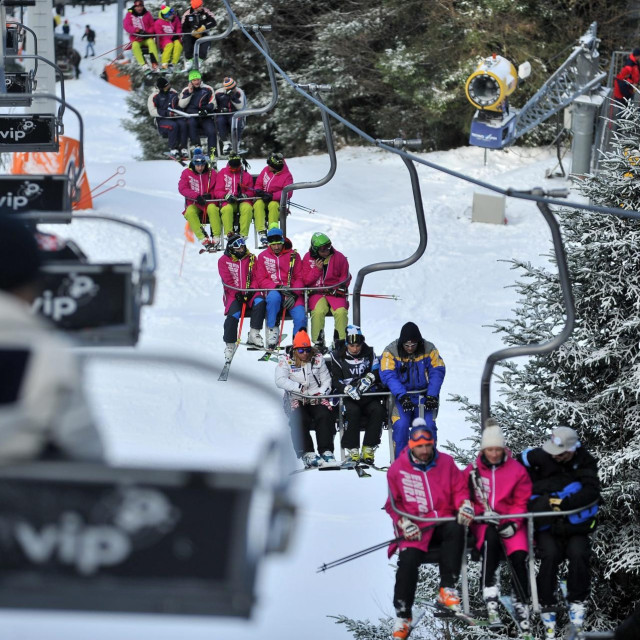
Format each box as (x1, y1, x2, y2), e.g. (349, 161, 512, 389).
(229, 236, 246, 249)
(296, 347, 311, 354)
(346, 333, 364, 345)
(192, 156, 207, 165)
(408, 427, 435, 448)
(316, 243, 332, 252)
(268, 236, 284, 245)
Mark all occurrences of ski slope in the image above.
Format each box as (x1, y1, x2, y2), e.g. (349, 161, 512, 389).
(2, 4, 571, 639)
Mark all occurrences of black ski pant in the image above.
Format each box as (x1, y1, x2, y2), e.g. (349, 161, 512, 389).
(185, 116, 217, 150)
(341, 396, 385, 449)
(393, 521, 465, 618)
(157, 117, 187, 150)
(223, 298, 265, 343)
(216, 114, 245, 144)
(182, 35, 210, 61)
(289, 403, 335, 457)
(482, 525, 529, 600)
(535, 531, 591, 605)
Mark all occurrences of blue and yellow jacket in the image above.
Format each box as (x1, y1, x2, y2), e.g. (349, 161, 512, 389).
(380, 338, 445, 400)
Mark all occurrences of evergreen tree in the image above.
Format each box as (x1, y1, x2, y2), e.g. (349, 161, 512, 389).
(336, 105, 640, 639)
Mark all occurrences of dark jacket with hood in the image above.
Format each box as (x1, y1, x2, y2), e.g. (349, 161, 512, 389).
(379, 322, 445, 401)
(329, 342, 381, 394)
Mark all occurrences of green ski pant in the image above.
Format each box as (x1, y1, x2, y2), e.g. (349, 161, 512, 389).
(220, 201, 253, 236)
(184, 203, 222, 239)
(253, 199, 281, 232)
(131, 39, 159, 66)
(310, 297, 348, 342)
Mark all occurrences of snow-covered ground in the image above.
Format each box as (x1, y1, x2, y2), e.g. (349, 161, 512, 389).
(1, 4, 571, 638)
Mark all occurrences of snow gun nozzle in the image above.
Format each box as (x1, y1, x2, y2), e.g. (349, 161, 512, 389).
(376, 138, 422, 150)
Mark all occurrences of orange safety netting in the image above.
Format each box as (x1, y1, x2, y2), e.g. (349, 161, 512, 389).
(11, 136, 92, 210)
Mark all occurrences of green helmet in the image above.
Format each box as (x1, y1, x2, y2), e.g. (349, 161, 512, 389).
(311, 232, 331, 249)
(188, 69, 202, 82)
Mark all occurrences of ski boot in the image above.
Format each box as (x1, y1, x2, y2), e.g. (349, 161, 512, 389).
(482, 585, 501, 627)
(392, 617, 412, 640)
(361, 445, 376, 465)
(540, 609, 556, 640)
(568, 601, 586, 631)
(302, 452, 321, 468)
(247, 328, 264, 348)
(345, 448, 360, 464)
(224, 343, 236, 362)
(320, 451, 336, 464)
(180, 148, 190, 160)
(513, 599, 531, 636)
(267, 326, 279, 349)
(200, 237, 216, 253)
(258, 230, 268, 248)
(437, 587, 461, 612)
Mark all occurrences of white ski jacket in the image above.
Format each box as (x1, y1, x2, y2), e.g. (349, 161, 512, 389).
(274, 352, 332, 408)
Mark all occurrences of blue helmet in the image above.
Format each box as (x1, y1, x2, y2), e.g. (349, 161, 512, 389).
(266, 225, 284, 244)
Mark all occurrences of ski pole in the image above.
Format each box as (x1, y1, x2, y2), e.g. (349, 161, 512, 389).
(95, 41, 130, 60)
(276, 305, 287, 348)
(237, 301, 247, 346)
(317, 524, 437, 573)
(349, 293, 399, 300)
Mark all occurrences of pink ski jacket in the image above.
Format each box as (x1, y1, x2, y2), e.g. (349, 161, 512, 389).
(154, 15, 182, 49)
(213, 167, 254, 201)
(123, 8, 155, 42)
(301, 248, 350, 311)
(255, 247, 304, 309)
(218, 251, 260, 313)
(463, 451, 532, 555)
(178, 166, 217, 215)
(253, 161, 293, 203)
(385, 448, 469, 557)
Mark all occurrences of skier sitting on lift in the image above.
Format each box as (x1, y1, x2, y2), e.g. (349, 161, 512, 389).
(517, 426, 600, 639)
(252, 152, 293, 248)
(329, 324, 384, 465)
(148, 76, 188, 160)
(177, 151, 220, 252)
(154, 5, 182, 71)
(386, 418, 475, 640)
(380, 321, 446, 454)
(254, 225, 307, 349)
(177, 69, 217, 155)
(275, 329, 335, 468)
(463, 421, 532, 633)
(301, 231, 350, 352)
(213, 153, 254, 240)
(213, 77, 247, 155)
(218, 233, 265, 362)
(123, 0, 160, 72)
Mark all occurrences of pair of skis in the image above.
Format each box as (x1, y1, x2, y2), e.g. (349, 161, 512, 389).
(217, 334, 288, 381)
(290, 460, 357, 475)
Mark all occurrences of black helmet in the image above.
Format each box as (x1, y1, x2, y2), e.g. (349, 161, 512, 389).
(226, 232, 246, 256)
(267, 152, 284, 172)
(228, 153, 242, 169)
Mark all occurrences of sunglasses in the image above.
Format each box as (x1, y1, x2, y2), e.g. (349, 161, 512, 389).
(403, 340, 418, 348)
(296, 347, 311, 354)
(317, 244, 332, 252)
(229, 237, 246, 249)
(409, 428, 434, 445)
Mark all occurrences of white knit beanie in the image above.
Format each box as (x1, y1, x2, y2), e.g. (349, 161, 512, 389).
(481, 424, 505, 449)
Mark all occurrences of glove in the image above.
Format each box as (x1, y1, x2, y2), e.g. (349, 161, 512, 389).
(172, 35, 179, 41)
(235, 291, 249, 304)
(356, 372, 375, 396)
(399, 395, 414, 413)
(424, 395, 439, 411)
(282, 291, 297, 310)
(483, 509, 500, 526)
(135, 29, 145, 34)
(224, 194, 238, 204)
(202, 193, 212, 200)
(199, 108, 209, 117)
(457, 500, 475, 527)
(344, 384, 361, 401)
(262, 192, 273, 203)
(398, 517, 421, 541)
(298, 383, 308, 395)
(254, 189, 265, 198)
(195, 195, 207, 206)
(497, 522, 517, 538)
(549, 497, 563, 512)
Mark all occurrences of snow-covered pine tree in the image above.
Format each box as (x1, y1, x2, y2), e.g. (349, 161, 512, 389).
(452, 100, 640, 633)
